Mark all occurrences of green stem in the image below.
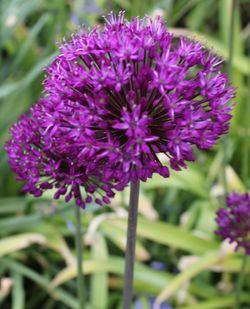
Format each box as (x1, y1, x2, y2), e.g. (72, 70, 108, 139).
(222, 0, 237, 195)
(241, 52, 250, 185)
(74, 204, 85, 309)
(235, 255, 248, 309)
(227, 0, 237, 77)
(122, 180, 140, 309)
(242, 136, 250, 186)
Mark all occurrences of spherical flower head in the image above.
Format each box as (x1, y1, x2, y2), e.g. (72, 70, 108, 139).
(5, 12, 235, 207)
(215, 192, 250, 255)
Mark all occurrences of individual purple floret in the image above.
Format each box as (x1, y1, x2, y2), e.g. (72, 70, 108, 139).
(5, 12, 235, 207)
(215, 192, 250, 254)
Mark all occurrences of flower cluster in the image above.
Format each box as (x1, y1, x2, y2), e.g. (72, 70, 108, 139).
(5, 12, 235, 207)
(215, 192, 250, 254)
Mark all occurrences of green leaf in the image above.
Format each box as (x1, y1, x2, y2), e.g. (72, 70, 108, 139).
(0, 203, 71, 235)
(108, 276, 162, 295)
(11, 272, 24, 309)
(0, 53, 57, 98)
(0, 233, 46, 257)
(219, 0, 243, 54)
(0, 214, 43, 235)
(142, 164, 209, 198)
(155, 251, 231, 305)
(195, 201, 217, 235)
(1, 258, 78, 309)
(30, 223, 74, 264)
(169, 0, 201, 26)
(99, 219, 150, 261)
(0, 197, 26, 214)
(186, 0, 216, 30)
(51, 257, 171, 289)
(104, 217, 219, 254)
(90, 234, 108, 309)
(178, 294, 250, 309)
(212, 256, 250, 273)
(10, 14, 51, 73)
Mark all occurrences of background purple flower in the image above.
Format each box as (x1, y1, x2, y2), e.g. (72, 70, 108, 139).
(150, 261, 167, 271)
(135, 297, 172, 309)
(5, 12, 235, 207)
(215, 192, 250, 254)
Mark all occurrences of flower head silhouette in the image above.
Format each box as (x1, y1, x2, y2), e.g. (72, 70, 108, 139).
(6, 12, 235, 207)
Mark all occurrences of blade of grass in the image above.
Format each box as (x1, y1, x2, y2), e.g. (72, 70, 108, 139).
(74, 204, 85, 309)
(99, 218, 150, 261)
(9, 14, 51, 74)
(142, 164, 209, 198)
(0, 233, 46, 257)
(0, 197, 26, 214)
(90, 234, 108, 309)
(11, 272, 24, 309)
(1, 257, 78, 309)
(50, 256, 172, 289)
(103, 217, 219, 254)
(178, 294, 250, 309)
(0, 52, 57, 98)
(155, 251, 231, 306)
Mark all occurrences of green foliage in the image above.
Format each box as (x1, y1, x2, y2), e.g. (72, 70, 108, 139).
(1, 0, 250, 308)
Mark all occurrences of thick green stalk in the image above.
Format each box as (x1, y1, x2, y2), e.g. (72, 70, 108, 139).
(227, 0, 237, 77)
(222, 0, 237, 195)
(74, 204, 85, 309)
(122, 180, 140, 309)
(241, 49, 250, 185)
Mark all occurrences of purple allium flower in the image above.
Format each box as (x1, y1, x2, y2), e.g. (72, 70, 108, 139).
(215, 192, 250, 254)
(5, 12, 235, 207)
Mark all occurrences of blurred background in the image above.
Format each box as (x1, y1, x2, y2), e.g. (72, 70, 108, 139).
(0, 0, 250, 308)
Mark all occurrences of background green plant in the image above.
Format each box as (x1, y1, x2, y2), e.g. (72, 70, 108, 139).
(0, 0, 250, 308)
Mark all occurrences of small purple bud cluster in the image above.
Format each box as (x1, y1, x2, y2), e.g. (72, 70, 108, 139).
(215, 192, 250, 255)
(5, 12, 235, 207)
